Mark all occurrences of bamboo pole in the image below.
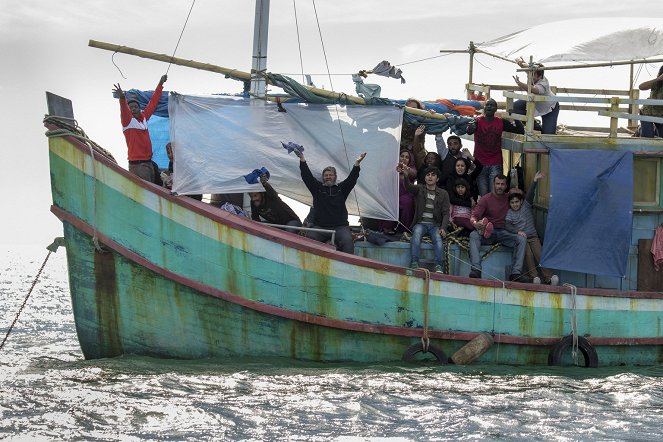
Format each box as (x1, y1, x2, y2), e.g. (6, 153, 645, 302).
(516, 56, 663, 72)
(89, 40, 252, 81)
(89, 39, 451, 120)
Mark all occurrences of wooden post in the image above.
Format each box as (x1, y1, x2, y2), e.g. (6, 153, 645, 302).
(609, 97, 620, 138)
(524, 56, 535, 136)
(467, 41, 475, 100)
(628, 63, 640, 131)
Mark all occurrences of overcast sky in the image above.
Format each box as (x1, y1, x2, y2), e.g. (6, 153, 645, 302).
(2, 0, 663, 247)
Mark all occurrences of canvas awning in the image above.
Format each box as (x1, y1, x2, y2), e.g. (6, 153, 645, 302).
(477, 18, 663, 63)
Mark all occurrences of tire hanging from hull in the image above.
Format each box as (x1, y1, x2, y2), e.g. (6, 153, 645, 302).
(402, 342, 448, 364)
(548, 335, 599, 368)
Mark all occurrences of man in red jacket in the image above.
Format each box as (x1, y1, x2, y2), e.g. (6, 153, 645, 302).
(112, 75, 167, 182)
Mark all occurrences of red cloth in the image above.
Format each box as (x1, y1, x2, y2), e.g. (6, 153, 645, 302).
(435, 99, 477, 117)
(119, 83, 164, 161)
(651, 226, 663, 271)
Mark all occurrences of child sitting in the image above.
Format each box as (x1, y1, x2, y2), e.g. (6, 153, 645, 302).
(450, 178, 492, 237)
(505, 171, 559, 285)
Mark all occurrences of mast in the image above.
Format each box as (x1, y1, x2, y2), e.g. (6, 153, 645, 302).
(250, 0, 270, 98)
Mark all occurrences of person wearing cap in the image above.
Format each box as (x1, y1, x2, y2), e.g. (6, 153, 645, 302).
(295, 149, 366, 254)
(249, 173, 302, 229)
(112, 74, 167, 182)
(400, 165, 449, 273)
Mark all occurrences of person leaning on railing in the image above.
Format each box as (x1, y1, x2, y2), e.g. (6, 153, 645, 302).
(511, 57, 559, 135)
(638, 65, 663, 138)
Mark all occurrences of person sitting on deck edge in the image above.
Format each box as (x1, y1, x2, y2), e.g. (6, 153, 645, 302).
(400, 165, 450, 273)
(468, 174, 527, 282)
(295, 149, 366, 254)
(249, 173, 302, 230)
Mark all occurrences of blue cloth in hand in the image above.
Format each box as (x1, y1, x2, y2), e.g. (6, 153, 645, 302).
(281, 141, 304, 155)
(244, 167, 270, 184)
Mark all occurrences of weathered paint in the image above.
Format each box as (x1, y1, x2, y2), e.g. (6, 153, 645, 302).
(47, 132, 663, 365)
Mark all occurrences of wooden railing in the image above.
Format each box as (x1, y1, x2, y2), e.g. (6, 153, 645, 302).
(467, 82, 663, 138)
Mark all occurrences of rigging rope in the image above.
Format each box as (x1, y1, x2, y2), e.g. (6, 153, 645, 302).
(292, 0, 306, 85)
(112, 50, 128, 79)
(166, 0, 197, 75)
(311, 0, 364, 229)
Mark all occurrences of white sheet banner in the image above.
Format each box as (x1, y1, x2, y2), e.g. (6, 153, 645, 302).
(168, 95, 403, 220)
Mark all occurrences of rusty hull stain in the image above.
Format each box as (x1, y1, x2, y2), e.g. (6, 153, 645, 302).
(93, 248, 123, 357)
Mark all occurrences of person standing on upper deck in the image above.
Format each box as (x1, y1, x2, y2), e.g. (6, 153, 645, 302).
(638, 65, 663, 138)
(512, 58, 559, 135)
(112, 75, 167, 183)
(466, 99, 523, 196)
(295, 149, 366, 254)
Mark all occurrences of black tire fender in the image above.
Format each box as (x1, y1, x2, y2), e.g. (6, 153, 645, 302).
(402, 342, 448, 364)
(548, 335, 599, 368)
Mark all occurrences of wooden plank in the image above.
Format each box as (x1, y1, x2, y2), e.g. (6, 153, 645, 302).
(555, 87, 631, 96)
(598, 111, 663, 124)
(638, 239, 663, 291)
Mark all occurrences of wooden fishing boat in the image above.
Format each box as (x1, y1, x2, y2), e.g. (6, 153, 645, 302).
(44, 13, 663, 366)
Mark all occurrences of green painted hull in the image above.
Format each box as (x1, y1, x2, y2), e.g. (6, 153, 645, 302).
(47, 132, 663, 366)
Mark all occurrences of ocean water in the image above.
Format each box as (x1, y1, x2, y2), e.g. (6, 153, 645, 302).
(2, 246, 663, 441)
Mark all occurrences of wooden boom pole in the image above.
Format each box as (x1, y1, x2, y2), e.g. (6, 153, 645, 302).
(88, 39, 449, 120)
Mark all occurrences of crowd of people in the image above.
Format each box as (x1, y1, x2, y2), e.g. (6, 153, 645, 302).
(113, 59, 662, 284)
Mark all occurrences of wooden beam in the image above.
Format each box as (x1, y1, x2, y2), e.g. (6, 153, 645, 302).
(89, 39, 453, 120)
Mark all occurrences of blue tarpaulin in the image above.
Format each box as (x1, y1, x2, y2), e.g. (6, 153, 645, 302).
(147, 116, 170, 169)
(540, 149, 633, 277)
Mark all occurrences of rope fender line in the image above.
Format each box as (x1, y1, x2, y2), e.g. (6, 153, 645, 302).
(418, 267, 431, 352)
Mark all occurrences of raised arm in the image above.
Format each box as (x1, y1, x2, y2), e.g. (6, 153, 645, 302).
(526, 171, 543, 204)
(639, 72, 663, 90)
(412, 125, 427, 169)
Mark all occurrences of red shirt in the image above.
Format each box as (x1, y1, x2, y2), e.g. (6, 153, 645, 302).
(119, 84, 164, 161)
(473, 116, 504, 166)
(471, 191, 509, 228)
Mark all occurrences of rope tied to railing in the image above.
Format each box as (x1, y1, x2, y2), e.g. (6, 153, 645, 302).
(44, 116, 110, 252)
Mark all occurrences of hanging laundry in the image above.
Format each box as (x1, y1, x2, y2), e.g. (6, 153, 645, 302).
(352, 74, 382, 100)
(362, 60, 406, 84)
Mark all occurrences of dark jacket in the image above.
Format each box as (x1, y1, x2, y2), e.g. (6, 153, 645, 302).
(300, 161, 360, 227)
(251, 182, 301, 225)
(404, 175, 450, 229)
